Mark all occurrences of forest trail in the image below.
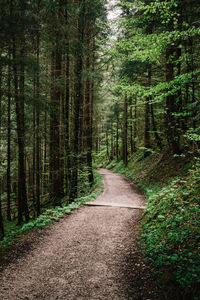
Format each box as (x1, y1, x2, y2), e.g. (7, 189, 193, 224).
(0, 169, 156, 300)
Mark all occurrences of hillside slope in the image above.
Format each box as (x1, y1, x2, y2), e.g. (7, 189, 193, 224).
(98, 151, 200, 300)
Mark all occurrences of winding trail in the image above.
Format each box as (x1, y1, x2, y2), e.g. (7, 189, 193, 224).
(0, 169, 157, 300)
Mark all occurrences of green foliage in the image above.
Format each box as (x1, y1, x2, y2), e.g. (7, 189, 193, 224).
(141, 159, 200, 298)
(94, 147, 111, 168)
(102, 151, 200, 299)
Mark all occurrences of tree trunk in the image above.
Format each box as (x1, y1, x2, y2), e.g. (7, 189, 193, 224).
(64, 0, 71, 199)
(129, 98, 133, 155)
(32, 77, 36, 215)
(50, 46, 62, 207)
(116, 114, 119, 160)
(36, 23, 40, 216)
(123, 97, 128, 166)
(106, 127, 109, 158)
(133, 97, 137, 153)
(70, 0, 85, 201)
(150, 103, 163, 150)
(13, 32, 29, 224)
(166, 46, 181, 154)
(7, 49, 11, 221)
(144, 67, 151, 157)
(85, 34, 94, 186)
(0, 57, 5, 239)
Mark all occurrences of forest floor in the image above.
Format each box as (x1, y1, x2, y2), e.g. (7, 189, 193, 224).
(0, 169, 158, 300)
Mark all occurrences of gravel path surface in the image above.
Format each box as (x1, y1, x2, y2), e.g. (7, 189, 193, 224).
(0, 169, 157, 300)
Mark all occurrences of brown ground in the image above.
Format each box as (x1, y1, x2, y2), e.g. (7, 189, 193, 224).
(0, 169, 158, 300)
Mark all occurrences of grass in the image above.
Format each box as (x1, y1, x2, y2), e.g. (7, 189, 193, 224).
(0, 170, 103, 248)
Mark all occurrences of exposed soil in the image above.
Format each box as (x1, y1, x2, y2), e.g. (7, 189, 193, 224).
(0, 169, 158, 300)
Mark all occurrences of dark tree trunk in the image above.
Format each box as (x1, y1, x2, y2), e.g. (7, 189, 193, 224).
(111, 122, 114, 160)
(13, 33, 29, 224)
(150, 104, 163, 150)
(85, 34, 94, 186)
(0, 58, 5, 239)
(0, 192, 4, 240)
(148, 64, 163, 150)
(166, 46, 181, 154)
(50, 46, 62, 207)
(116, 114, 119, 160)
(32, 85, 36, 215)
(88, 37, 95, 184)
(106, 127, 109, 158)
(123, 96, 128, 166)
(70, 0, 85, 201)
(7, 49, 11, 221)
(133, 97, 137, 153)
(129, 98, 133, 155)
(144, 67, 151, 157)
(42, 109, 47, 195)
(64, 0, 71, 198)
(36, 24, 40, 216)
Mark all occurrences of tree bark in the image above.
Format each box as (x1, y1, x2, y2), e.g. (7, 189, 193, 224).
(0, 57, 5, 239)
(7, 48, 11, 221)
(123, 97, 128, 166)
(50, 46, 62, 207)
(13, 30, 29, 224)
(133, 97, 137, 153)
(165, 46, 181, 154)
(36, 19, 40, 216)
(85, 34, 94, 186)
(64, 0, 71, 198)
(144, 67, 151, 157)
(70, 0, 85, 201)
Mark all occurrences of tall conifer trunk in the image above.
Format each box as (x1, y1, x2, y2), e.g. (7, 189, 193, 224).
(144, 67, 151, 157)
(130, 99, 133, 155)
(166, 46, 181, 154)
(70, 0, 85, 201)
(133, 97, 137, 153)
(7, 49, 11, 221)
(123, 96, 128, 166)
(0, 59, 5, 239)
(116, 114, 119, 159)
(65, 0, 71, 197)
(85, 31, 94, 186)
(36, 15, 40, 216)
(150, 103, 163, 150)
(13, 21, 29, 224)
(50, 45, 62, 207)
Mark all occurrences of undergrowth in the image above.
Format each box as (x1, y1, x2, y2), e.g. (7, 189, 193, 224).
(141, 158, 200, 300)
(0, 171, 103, 248)
(102, 152, 200, 300)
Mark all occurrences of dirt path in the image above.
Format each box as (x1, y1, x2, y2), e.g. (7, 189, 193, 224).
(0, 169, 157, 300)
